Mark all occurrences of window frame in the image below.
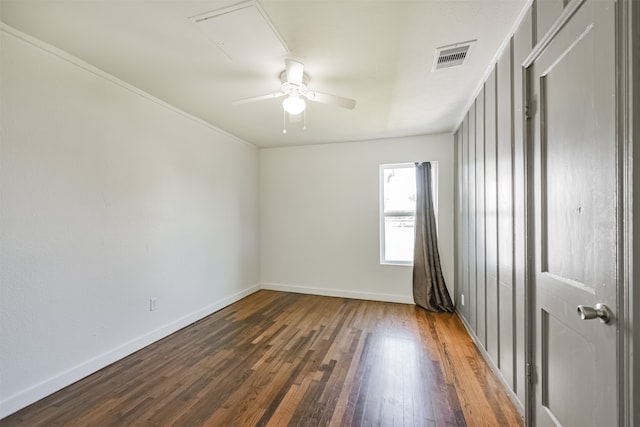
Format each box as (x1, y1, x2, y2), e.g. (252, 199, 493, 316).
(379, 162, 438, 266)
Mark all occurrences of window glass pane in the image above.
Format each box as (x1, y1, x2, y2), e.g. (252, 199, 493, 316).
(383, 167, 416, 213)
(384, 216, 415, 262)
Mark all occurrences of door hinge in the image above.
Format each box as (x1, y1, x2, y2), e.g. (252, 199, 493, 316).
(525, 103, 531, 120)
(527, 363, 538, 385)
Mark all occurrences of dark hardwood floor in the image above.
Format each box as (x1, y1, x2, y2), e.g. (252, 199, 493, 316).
(1, 290, 523, 426)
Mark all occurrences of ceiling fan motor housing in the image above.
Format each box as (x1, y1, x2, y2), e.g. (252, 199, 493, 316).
(280, 71, 310, 97)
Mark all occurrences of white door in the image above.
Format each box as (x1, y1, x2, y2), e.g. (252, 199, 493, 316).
(527, 0, 618, 425)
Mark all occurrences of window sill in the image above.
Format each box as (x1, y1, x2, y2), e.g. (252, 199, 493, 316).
(380, 261, 414, 266)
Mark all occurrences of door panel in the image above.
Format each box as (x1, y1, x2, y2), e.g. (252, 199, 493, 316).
(541, 28, 616, 288)
(529, 0, 618, 426)
(542, 311, 596, 425)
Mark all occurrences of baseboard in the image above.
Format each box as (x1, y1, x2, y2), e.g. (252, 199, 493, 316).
(0, 284, 260, 419)
(456, 310, 525, 416)
(260, 282, 414, 304)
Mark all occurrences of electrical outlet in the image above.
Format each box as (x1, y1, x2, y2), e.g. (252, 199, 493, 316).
(461, 294, 465, 306)
(150, 297, 158, 312)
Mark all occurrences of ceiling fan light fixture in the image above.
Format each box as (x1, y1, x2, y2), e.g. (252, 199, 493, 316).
(283, 95, 306, 115)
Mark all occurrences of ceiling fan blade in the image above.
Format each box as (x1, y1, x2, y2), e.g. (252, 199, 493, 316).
(232, 92, 285, 105)
(285, 59, 304, 85)
(305, 91, 356, 110)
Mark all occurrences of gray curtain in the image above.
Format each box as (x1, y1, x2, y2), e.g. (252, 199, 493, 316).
(413, 162, 454, 312)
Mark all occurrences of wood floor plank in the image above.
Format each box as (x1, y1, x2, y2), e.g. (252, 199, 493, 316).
(0, 291, 523, 427)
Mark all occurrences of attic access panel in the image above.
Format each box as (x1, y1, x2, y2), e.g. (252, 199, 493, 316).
(191, 1, 288, 61)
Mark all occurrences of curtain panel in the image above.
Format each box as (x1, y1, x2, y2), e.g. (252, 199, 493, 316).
(412, 162, 454, 312)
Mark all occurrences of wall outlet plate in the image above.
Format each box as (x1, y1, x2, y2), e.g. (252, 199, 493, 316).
(461, 294, 465, 306)
(150, 297, 158, 311)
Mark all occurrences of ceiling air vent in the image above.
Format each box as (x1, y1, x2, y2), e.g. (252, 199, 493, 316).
(432, 40, 477, 71)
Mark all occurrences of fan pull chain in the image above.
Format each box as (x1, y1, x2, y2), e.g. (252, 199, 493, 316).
(282, 109, 287, 134)
(303, 110, 307, 131)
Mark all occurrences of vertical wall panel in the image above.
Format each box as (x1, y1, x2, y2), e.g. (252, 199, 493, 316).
(475, 89, 487, 347)
(512, 6, 533, 402)
(633, 1, 640, 421)
(468, 104, 477, 330)
(535, 0, 564, 42)
(461, 117, 470, 319)
(454, 129, 461, 306)
(497, 41, 514, 388)
(484, 68, 499, 364)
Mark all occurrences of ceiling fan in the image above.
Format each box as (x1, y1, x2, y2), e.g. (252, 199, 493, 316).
(232, 59, 357, 116)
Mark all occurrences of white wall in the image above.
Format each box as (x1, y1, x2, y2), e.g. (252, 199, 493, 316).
(0, 27, 259, 417)
(260, 135, 454, 303)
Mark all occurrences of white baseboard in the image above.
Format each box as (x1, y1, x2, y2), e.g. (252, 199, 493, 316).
(1, 283, 411, 418)
(260, 282, 414, 304)
(0, 284, 260, 419)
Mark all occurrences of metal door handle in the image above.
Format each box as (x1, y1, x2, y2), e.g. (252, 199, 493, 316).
(577, 303, 611, 324)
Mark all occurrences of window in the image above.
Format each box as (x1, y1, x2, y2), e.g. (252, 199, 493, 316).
(380, 163, 437, 265)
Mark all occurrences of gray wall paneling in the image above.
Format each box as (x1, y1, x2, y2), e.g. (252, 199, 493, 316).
(461, 115, 470, 319)
(475, 89, 487, 348)
(454, 1, 638, 418)
(453, 5, 533, 410)
(484, 68, 499, 365)
(512, 7, 533, 403)
(633, 0, 640, 422)
(468, 103, 477, 331)
(497, 41, 514, 389)
(454, 129, 460, 308)
(534, 0, 564, 42)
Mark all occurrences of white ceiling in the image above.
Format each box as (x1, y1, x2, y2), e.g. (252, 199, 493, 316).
(0, 0, 528, 148)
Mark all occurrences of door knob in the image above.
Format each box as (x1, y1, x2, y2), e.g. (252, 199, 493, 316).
(577, 303, 611, 324)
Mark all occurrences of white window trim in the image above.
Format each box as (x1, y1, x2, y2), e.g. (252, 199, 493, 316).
(379, 163, 415, 266)
(379, 162, 438, 266)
